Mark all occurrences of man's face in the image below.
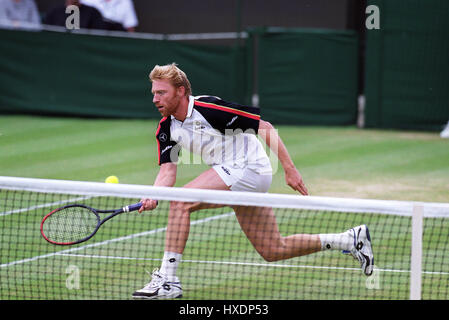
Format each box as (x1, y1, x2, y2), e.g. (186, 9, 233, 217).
(151, 79, 182, 117)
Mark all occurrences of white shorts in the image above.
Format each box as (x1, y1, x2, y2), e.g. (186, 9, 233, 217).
(213, 164, 272, 193)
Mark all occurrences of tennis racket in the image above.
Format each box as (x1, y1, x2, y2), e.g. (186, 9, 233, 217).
(40, 202, 142, 245)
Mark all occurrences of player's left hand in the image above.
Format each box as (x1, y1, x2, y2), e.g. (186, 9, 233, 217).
(138, 198, 159, 213)
(285, 167, 309, 196)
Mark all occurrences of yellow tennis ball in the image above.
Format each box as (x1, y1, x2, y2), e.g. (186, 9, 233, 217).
(105, 175, 119, 184)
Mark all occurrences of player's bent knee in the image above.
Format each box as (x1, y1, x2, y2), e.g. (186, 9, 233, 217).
(254, 240, 288, 262)
(259, 252, 281, 262)
(255, 248, 284, 262)
(169, 201, 198, 214)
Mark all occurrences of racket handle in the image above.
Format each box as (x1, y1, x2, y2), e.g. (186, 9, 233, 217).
(123, 202, 143, 213)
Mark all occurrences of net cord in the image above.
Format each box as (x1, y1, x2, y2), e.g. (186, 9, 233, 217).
(1, 176, 448, 217)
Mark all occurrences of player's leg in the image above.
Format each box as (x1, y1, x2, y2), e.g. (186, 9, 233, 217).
(164, 168, 229, 254)
(233, 205, 374, 275)
(132, 168, 229, 299)
(232, 205, 322, 261)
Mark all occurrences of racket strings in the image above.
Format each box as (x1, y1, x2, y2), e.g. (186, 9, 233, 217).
(43, 206, 99, 243)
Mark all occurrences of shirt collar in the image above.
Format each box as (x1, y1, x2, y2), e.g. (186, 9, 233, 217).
(171, 95, 194, 120)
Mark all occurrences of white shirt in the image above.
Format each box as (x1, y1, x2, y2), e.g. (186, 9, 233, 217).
(80, 0, 138, 28)
(156, 96, 272, 174)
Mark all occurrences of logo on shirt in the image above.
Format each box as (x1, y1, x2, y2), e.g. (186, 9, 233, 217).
(159, 133, 168, 142)
(221, 166, 231, 175)
(194, 120, 206, 131)
(226, 116, 238, 127)
(161, 145, 172, 154)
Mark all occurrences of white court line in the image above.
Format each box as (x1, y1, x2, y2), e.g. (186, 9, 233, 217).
(56, 253, 449, 276)
(0, 196, 91, 217)
(0, 211, 235, 268)
(59, 253, 362, 272)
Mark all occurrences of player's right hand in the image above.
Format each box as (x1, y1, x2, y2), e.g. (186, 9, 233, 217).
(285, 167, 309, 196)
(139, 198, 159, 213)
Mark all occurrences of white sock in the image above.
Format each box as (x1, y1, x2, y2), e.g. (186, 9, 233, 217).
(319, 232, 353, 251)
(159, 251, 182, 280)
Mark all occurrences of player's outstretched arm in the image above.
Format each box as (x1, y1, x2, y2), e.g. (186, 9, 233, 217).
(139, 163, 177, 212)
(258, 119, 309, 195)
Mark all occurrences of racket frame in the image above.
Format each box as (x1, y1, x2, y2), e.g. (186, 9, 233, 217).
(40, 202, 142, 245)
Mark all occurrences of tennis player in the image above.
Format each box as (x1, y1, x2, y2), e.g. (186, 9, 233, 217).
(132, 63, 374, 299)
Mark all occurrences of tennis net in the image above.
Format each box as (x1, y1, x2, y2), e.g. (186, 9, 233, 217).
(1, 176, 448, 300)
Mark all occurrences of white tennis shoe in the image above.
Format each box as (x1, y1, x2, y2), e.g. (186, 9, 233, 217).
(132, 269, 183, 300)
(343, 225, 374, 276)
